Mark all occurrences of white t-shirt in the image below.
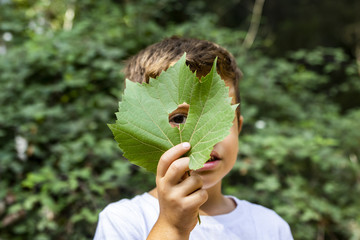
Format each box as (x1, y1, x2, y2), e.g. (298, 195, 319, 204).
(94, 193, 293, 240)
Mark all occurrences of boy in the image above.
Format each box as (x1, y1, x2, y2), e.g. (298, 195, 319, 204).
(94, 37, 293, 240)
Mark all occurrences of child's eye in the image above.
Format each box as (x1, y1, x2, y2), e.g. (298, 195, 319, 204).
(169, 114, 187, 125)
(168, 102, 189, 127)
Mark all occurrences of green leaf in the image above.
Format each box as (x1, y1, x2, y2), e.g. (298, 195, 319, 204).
(109, 53, 237, 173)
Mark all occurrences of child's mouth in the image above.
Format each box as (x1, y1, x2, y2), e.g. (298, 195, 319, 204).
(205, 151, 221, 163)
(198, 151, 221, 171)
(206, 155, 220, 162)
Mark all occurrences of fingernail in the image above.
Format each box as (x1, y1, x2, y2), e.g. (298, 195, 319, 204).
(182, 142, 190, 149)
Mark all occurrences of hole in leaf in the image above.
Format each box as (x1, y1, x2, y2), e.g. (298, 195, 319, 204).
(168, 102, 189, 128)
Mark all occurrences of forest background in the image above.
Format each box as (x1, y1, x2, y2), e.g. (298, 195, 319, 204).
(1, 0, 360, 239)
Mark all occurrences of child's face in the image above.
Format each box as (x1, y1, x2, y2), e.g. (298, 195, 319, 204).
(168, 79, 243, 190)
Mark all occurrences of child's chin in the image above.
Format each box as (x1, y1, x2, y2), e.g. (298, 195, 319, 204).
(200, 178, 220, 190)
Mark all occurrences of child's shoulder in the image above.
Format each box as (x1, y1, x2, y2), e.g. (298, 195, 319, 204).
(231, 196, 286, 224)
(101, 192, 158, 218)
(230, 196, 293, 238)
(237, 197, 285, 221)
(94, 193, 159, 239)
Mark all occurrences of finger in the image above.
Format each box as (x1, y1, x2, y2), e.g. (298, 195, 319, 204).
(184, 188, 208, 209)
(157, 142, 191, 178)
(164, 157, 190, 185)
(175, 172, 203, 196)
(181, 170, 193, 181)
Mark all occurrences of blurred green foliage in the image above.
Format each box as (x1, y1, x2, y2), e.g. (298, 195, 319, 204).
(1, 0, 360, 239)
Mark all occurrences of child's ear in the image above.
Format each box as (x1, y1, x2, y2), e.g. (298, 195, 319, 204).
(238, 115, 244, 134)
